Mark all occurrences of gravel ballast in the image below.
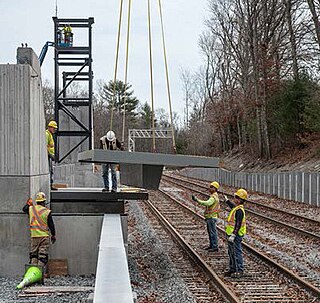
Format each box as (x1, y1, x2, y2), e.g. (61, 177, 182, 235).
(128, 201, 196, 303)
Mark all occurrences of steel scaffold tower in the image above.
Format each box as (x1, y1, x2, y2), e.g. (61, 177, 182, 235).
(53, 17, 94, 163)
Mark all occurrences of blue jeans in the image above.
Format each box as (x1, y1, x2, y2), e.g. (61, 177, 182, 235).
(227, 235, 244, 272)
(206, 218, 218, 250)
(48, 156, 53, 185)
(102, 163, 117, 190)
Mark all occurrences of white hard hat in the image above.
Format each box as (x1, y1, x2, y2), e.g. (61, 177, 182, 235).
(106, 130, 116, 141)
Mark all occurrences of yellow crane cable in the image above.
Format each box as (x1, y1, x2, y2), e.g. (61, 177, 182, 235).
(157, 0, 177, 153)
(122, 0, 132, 144)
(147, 0, 156, 152)
(110, 0, 124, 131)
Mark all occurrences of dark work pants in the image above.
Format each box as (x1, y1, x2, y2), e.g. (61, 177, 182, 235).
(227, 235, 244, 273)
(206, 218, 218, 250)
(102, 163, 117, 190)
(48, 156, 53, 185)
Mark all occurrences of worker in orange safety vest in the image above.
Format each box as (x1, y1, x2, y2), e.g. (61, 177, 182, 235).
(22, 192, 56, 267)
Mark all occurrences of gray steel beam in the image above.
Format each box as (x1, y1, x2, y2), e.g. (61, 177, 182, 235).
(51, 201, 125, 214)
(93, 215, 134, 303)
(51, 189, 148, 201)
(78, 150, 219, 168)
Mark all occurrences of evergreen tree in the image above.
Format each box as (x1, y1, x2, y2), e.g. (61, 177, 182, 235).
(101, 80, 139, 119)
(139, 102, 153, 128)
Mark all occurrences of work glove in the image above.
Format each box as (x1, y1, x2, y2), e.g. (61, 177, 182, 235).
(51, 236, 56, 244)
(191, 195, 198, 202)
(26, 198, 33, 206)
(228, 234, 236, 243)
(49, 154, 55, 161)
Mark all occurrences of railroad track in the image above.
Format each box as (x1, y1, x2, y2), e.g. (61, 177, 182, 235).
(140, 201, 229, 303)
(145, 189, 320, 302)
(162, 174, 320, 240)
(166, 172, 320, 222)
(161, 174, 320, 290)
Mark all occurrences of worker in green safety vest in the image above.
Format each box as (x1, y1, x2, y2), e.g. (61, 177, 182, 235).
(224, 188, 247, 278)
(46, 120, 58, 189)
(22, 192, 56, 267)
(192, 181, 220, 252)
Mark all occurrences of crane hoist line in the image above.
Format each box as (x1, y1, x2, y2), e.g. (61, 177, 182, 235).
(110, 0, 176, 153)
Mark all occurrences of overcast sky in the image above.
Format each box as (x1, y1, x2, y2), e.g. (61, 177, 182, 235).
(0, 0, 209, 120)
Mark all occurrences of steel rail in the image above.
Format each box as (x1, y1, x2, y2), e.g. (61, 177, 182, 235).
(145, 199, 240, 303)
(162, 175, 320, 240)
(158, 188, 320, 299)
(165, 173, 320, 225)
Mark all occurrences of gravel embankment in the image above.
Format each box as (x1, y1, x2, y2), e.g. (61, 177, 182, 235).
(128, 201, 196, 303)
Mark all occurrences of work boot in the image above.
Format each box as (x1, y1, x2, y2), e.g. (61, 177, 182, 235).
(231, 271, 243, 278)
(223, 271, 235, 277)
(111, 188, 117, 193)
(102, 188, 109, 192)
(203, 246, 212, 250)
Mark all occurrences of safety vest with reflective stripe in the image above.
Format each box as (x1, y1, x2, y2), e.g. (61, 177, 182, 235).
(46, 130, 54, 156)
(204, 192, 220, 219)
(29, 205, 50, 238)
(225, 205, 246, 236)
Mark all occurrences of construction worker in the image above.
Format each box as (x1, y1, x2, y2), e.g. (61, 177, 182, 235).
(224, 188, 247, 278)
(100, 130, 124, 192)
(46, 121, 58, 189)
(63, 24, 73, 46)
(192, 181, 220, 252)
(22, 192, 56, 267)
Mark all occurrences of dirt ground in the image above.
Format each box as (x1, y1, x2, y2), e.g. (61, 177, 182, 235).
(221, 133, 320, 173)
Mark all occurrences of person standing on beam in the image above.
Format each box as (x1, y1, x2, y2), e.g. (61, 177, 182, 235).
(100, 130, 124, 192)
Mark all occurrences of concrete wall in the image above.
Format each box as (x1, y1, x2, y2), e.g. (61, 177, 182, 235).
(180, 168, 320, 207)
(0, 48, 49, 211)
(50, 215, 103, 275)
(0, 214, 128, 277)
(59, 107, 90, 164)
(54, 163, 103, 187)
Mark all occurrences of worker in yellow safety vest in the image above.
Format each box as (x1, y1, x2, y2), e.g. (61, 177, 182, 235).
(46, 121, 58, 189)
(63, 25, 73, 46)
(224, 188, 247, 278)
(22, 192, 56, 267)
(192, 181, 220, 252)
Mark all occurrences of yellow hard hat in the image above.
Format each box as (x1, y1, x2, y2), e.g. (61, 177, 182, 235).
(35, 192, 46, 203)
(48, 121, 58, 129)
(234, 188, 248, 200)
(210, 181, 220, 190)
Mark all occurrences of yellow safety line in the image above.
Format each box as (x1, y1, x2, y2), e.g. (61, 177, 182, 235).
(147, 0, 156, 152)
(157, 0, 177, 153)
(122, 0, 132, 143)
(110, 0, 124, 131)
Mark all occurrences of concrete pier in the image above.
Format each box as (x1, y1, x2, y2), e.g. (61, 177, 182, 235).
(0, 48, 50, 276)
(0, 48, 49, 210)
